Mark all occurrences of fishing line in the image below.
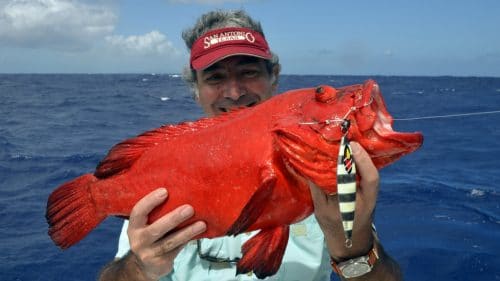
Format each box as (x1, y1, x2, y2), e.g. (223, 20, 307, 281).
(393, 110, 500, 121)
(299, 109, 500, 126)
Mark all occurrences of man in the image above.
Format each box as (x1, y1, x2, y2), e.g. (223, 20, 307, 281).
(99, 10, 402, 281)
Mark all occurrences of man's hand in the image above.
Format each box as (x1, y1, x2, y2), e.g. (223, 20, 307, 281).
(127, 188, 207, 280)
(99, 188, 207, 281)
(309, 141, 379, 260)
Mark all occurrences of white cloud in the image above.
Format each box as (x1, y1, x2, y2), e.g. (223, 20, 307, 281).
(105, 31, 179, 56)
(0, 0, 117, 50)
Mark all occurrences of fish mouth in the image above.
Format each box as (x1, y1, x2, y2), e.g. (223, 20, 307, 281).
(368, 85, 424, 166)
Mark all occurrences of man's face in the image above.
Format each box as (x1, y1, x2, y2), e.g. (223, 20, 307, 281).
(195, 56, 278, 117)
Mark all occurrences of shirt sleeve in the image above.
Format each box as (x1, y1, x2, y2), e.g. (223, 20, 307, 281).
(115, 220, 130, 259)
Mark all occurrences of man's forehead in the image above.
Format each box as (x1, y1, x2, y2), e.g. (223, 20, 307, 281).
(203, 56, 264, 72)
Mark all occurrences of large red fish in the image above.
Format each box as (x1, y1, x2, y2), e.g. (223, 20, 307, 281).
(46, 80, 423, 278)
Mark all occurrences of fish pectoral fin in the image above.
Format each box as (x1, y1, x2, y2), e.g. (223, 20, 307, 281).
(226, 169, 277, 236)
(236, 225, 290, 279)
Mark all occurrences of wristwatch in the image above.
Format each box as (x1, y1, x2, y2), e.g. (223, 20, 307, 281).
(331, 244, 379, 279)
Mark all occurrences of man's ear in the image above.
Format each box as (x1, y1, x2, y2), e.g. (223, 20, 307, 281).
(193, 87, 200, 103)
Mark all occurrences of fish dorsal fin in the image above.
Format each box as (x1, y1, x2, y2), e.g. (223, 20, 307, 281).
(94, 112, 240, 179)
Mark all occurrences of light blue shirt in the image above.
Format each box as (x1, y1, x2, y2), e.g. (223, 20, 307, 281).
(116, 215, 332, 281)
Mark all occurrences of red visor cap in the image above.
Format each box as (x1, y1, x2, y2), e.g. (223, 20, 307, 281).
(190, 27, 272, 70)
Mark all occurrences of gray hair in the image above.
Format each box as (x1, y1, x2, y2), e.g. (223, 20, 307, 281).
(181, 9, 280, 97)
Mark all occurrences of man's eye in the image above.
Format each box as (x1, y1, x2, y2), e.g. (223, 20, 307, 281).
(204, 73, 223, 83)
(242, 69, 259, 78)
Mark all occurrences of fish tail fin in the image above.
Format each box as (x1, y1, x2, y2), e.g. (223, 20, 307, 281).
(237, 225, 289, 279)
(46, 173, 105, 249)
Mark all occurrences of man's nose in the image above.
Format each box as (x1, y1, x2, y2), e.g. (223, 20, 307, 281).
(223, 78, 245, 100)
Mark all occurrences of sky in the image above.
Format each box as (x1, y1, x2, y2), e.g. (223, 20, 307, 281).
(0, 0, 499, 76)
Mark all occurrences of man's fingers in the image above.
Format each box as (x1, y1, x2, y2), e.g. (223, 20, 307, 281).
(129, 188, 168, 229)
(351, 142, 379, 198)
(145, 204, 194, 242)
(307, 180, 328, 208)
(152, 221, 206, 257)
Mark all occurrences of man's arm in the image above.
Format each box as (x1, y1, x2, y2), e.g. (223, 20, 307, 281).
(327, 237, 402, 281)
(98, 188, 207, 281)
(310, 142, 403, 281)
(99, 252, 154, 281)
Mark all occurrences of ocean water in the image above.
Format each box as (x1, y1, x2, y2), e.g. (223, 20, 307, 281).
(1, 74, 499, 281)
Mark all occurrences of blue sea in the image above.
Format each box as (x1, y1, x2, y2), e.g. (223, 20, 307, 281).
(1, 74, 499, 281)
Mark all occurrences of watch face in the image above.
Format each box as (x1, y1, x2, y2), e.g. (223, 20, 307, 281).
(342, 262, 372, 278)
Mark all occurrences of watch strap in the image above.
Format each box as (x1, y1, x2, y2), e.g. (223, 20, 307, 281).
(330, 243, 379, 276)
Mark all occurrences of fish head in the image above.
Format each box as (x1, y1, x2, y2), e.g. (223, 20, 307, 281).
(274, 80, 423, 193)
(300, 79, 424, 169)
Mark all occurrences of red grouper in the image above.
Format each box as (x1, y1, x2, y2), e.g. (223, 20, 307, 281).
(46, 80, 423, 279)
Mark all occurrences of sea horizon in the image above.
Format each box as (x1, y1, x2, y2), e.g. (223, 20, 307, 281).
(1, 73, 500, 79)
